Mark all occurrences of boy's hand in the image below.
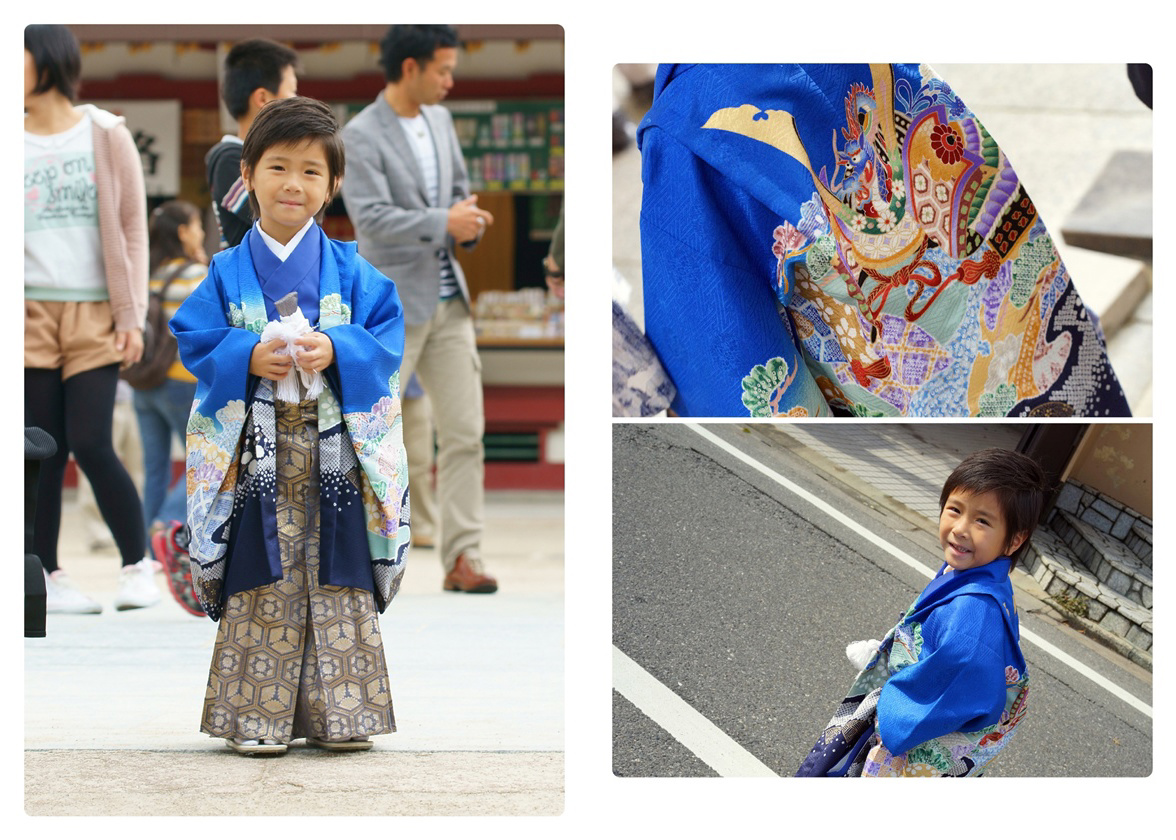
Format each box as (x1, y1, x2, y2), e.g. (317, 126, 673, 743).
(294, 331, 334, 373)
(249, 338, 294, 380)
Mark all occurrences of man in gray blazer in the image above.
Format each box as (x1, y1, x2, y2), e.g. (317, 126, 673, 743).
(342, 24, 498, 593)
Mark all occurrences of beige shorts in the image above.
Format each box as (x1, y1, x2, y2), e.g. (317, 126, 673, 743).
(25, 299, 123, 380)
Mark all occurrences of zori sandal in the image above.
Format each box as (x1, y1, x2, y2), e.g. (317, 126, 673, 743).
(306, 736, 373, 752)
(227, 737, 287, 756)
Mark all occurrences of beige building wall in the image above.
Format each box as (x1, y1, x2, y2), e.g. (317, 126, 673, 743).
(1065, 424, 1152, 518)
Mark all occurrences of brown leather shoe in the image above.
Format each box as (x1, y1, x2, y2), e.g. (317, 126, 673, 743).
(443, 553, 498, 593)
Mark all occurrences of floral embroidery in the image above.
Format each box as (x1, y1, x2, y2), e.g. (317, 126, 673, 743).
(727, 66, 1129, 418)
(741, 357, 797, 417)
(905, 742, 954, 774)
(930, 122, 964, 164)
(890, 620, 924, 670)
(319, 292, 352, 326)
(978, 382, 1018, 416)
(1008, 235, 1057, 308)
(773, 222, 806, 257)
(178, 236, 410, 619)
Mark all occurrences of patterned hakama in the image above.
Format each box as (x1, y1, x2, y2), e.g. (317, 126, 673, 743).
(201, 399, 396, 744)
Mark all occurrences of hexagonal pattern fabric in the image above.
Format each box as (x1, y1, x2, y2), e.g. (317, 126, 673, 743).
(201, 399, 395, 744)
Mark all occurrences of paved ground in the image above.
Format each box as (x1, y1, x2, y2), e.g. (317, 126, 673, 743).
(757, 421, 1024, 523)
(24, 490, 564, 816)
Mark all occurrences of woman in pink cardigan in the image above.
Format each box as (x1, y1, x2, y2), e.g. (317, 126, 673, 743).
(24, 24, 160, 614)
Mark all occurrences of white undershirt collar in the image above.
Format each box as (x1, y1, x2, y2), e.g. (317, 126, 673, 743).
(255, 217, 315, 262)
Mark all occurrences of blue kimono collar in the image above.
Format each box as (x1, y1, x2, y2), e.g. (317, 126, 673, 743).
(247, 223, 322, 325)
(920, 556, 1013, 604)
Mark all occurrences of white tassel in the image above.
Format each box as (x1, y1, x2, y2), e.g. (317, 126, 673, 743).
(845, 639, 882, 671)
(259, 307, 324, 401)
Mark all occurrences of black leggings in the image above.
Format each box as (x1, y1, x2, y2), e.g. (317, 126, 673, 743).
(25, 364, 145, 571)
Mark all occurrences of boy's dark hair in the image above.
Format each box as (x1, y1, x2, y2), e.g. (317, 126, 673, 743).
(240, 96, 344, 222)
(939, 448, 1050, 566)
(222, 38, 298, 119)
(149, 200, 201, 275)
(25, 24, 81, 102)
(379, 24, 459, 82)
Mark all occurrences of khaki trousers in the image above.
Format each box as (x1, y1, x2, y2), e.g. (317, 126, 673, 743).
(400, 298, 485, 572)
(401, 391, 438, 541)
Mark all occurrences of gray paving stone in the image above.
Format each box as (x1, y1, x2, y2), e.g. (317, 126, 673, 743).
(1107, 568, 1132, 596)
(1125, 625, 1152, 652)
(1099, 610, 1131, 638)
(1110, 511, 1134, 540)
(1079, 508, 1114, 533)
(1055, 483, 1082, 514)
(1092, 497, 1123, 522)
(1120, 602, 1152, 626)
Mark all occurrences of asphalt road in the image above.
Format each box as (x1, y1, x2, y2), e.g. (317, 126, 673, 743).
(612, 422, 1152, 777)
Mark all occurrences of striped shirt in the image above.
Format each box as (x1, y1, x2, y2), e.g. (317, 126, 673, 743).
(398, 114, 459, 300)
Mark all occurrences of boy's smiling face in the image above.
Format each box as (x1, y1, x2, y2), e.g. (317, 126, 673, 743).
(938, 487, 1026, 571)
(243, 138, 334, 245)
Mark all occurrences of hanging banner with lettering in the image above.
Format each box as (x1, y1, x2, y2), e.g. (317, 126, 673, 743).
(94, 99, 182, 196)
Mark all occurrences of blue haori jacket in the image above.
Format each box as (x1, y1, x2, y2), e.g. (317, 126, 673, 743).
(797, 556, 1030, 777)
(875, 557, 1028, 756)
(637, 63, 1130, 418)
(171, 224, 411, 621)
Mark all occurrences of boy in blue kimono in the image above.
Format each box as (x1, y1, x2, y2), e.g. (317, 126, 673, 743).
(171, 97, 411, 756)
(797, 448, 1047, 776)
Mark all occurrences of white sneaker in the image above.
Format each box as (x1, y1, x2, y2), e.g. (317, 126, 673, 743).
(44, 569, 102, 614)
(113, 558, 162, 611)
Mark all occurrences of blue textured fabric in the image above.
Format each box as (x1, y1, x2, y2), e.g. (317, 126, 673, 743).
(246, 223, 322, 325)
(638, 63, 1130, 418)
(876, 558, 1026, 755)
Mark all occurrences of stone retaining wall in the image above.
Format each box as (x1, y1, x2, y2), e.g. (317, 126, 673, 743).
(1022, 480, 1152, 660)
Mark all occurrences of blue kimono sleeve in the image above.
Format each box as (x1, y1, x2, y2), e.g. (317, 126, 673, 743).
(876, 595, 1009, 755)
(639, 125, 825, 418)
(324, 257, 405, 411)
(170, 259, 259, 398)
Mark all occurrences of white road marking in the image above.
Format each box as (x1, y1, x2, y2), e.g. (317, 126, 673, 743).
(684, 423, 1153, 720)
(613, 646, 778, 777)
